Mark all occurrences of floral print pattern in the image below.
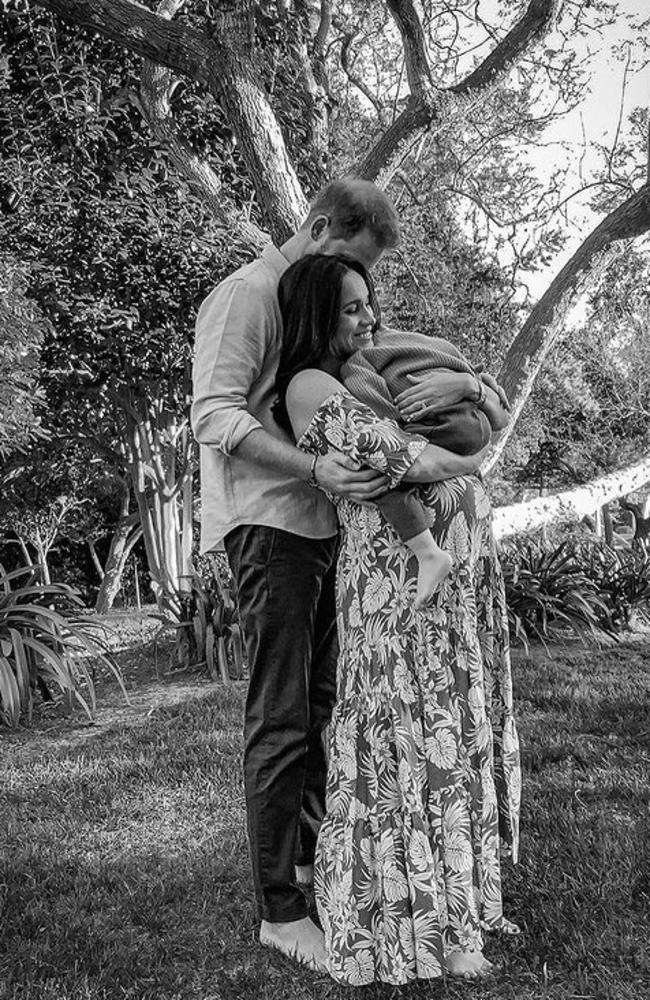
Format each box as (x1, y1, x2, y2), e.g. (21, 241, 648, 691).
(298, 393, 521, 986)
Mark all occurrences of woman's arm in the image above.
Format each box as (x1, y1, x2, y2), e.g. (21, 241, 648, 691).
(395, 370, 473, 418)
(403, 441, 491, 482)
(471, 376, 510, 431)
(286, 369, 389, 501)
(395, 370, 510, 431)
(287, 369, 486, 488)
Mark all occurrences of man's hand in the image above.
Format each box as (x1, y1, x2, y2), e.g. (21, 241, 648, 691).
(395, 370, 473, 420)
(315, 451, 388, 502)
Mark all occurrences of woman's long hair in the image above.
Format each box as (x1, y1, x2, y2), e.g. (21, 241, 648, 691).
(273, 253, 379, 435)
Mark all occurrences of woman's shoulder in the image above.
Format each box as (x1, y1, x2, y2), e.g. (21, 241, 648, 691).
(287, 368, 344, 398)
(286, 369, 348, 441)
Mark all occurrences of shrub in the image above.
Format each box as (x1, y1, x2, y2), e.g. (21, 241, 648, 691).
(0, 564, 126, 726)
(170, 554, 245, 681)
(577, 542, 650, 631)
(501, 540, 612, 647)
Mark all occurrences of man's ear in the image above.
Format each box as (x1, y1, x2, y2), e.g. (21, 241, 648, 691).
(309, 215, 329, 241)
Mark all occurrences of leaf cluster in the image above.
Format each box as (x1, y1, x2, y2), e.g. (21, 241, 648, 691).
(0, 564, 126, 727)
(502, 536, 650, 649)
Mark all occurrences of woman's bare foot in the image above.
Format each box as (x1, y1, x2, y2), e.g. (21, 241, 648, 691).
(414, 549, 453, 608)
(259, 916, 327, 973)
(444, 951, 497, 980)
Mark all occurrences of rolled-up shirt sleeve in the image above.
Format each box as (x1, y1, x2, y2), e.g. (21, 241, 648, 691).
(191, 277, 270, 455)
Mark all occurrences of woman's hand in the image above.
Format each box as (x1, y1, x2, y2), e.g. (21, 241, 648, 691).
(395, 370, 475, 421)
(404, 440, 492, 483)
(478, 370, 510, 412)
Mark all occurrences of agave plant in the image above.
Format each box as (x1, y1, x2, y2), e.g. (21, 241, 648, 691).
(0, 564, 127, 727)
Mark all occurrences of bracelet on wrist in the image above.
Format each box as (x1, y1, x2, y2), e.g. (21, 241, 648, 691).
(307, 453, 320, 488)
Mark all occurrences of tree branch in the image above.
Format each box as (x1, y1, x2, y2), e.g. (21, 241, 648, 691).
(355, 0, 558, 182)
(492, 455, 650, 538)
(385, 0, 433, 99)
(31, 0, 308, 242)
(340, 31, 385, 115)
(487, 182, 650, 471)
(452, 0, 559, 96)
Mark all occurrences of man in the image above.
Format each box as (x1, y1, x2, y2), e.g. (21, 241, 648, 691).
(191, 178, 400, 971)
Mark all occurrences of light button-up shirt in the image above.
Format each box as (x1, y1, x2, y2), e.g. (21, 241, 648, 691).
(191, 245, 337, 551)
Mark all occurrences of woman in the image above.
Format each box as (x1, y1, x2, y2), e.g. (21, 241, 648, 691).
(274, 254, 521, 986)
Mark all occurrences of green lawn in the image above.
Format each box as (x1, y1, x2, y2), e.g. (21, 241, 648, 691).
(1, 620, 648, 1000)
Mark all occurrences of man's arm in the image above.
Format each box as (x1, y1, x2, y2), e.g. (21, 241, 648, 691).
(236, 428, 389, 501)
(191, 276, 270, 453)
(191, 278, 387, 501)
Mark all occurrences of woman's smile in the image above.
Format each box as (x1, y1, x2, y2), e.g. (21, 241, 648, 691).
(331, 269, 377, 360)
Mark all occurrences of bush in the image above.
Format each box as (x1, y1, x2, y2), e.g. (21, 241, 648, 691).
(501, 540, 613, 648)
(502, 538, 650, 647)
(0, 564, 126, 726)
(169, 554, 245, 681)
(576, 542, 650, 631)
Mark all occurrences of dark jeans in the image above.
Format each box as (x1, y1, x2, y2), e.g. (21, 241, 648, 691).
(224, 525, 338, 924)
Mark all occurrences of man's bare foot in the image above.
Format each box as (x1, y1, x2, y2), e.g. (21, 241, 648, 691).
(294, 863, 314, 886)
(482, 916, 522, 935)
(444, 951, 496, 980)
(415, 550, 453, 608)
(498, 918, 521, 935)
(259, 916, 327, 973)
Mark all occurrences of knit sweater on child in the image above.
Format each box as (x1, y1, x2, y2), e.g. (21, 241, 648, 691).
(341, 327, 491, 456)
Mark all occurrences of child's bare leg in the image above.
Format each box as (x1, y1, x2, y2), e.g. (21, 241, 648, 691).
(406, 529, 452, 608)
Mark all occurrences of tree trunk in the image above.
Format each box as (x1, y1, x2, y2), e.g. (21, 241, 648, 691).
(33, 0, 307, 242)
(94, 520, 143, 613)
(119, 393, 193, 621)
(492, 456, 650, 539)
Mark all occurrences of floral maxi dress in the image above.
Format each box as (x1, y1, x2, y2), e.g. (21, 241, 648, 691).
(298, 393, 521, 987)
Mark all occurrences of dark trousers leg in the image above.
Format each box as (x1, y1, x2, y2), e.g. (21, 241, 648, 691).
(224, 525, 338, 923)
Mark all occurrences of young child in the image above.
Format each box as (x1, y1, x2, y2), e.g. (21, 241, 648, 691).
(341, 326, 492, 608)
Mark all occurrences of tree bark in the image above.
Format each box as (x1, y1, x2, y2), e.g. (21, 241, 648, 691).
(492, 456, 650, 539)
(94, 521, 142, 613)
(140, 2, 268, 249)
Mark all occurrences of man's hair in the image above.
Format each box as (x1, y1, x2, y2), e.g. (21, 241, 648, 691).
(272, 253, 380, 435)
(303, 178, 401, 249)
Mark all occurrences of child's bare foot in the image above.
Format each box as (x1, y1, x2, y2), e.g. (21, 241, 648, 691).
(414, 549, 452, 608)
(444, 950, 497, 980)
(259, 916, 327, 973)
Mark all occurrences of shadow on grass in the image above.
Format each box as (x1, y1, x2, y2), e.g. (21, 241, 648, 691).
(1, 646, 648, 1000)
